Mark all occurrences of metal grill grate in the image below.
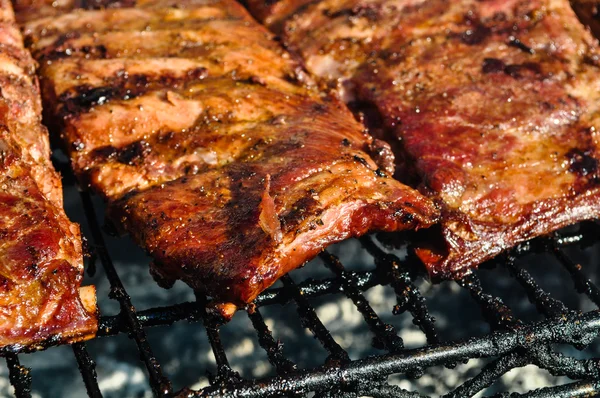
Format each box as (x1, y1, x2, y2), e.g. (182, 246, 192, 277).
(4, 162, 600, 397)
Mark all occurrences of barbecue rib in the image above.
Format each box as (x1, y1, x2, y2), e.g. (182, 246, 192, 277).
(15, 0, 439, 318)
(245, 0, 600, 278)
(0, 0, 96, 351)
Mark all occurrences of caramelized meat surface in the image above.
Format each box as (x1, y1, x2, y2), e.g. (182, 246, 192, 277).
(571, 1, 600, 38)
(0, 0, 96, 351)
(246, 0, 600, 277)
(17, 0, 438, 316)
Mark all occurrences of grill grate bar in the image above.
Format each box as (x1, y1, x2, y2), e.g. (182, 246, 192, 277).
(504, 255, 569, 318)
(319, 251, 404, 352)
(360, 384, 426, 398)
(196, 310, 600, 397)
(446, 248, 596, 398)
(195, 295, 240, 385)
(360, 237, 439, 345)
(255, 269, 381, 307)
(514, 222, 600, 254)
(456, 272, 521, 330)
(528, 344, 600, 380)
(5, 355, 31, 398)
(281, 274, 350, 364)
(444, 352, 527, 398)
(247, 308, 297, 374)
(98, 302, 202, 337)
(552, 222, 600, 249)
(97, 270, 382, 337)
(489, 379, 600, 398)
(446, 346, 600, 398)
(72, 343, 102, 398)
(80, 191, 172, 397)
(204, 324, 238, 385)
(552, 243, 600, 307)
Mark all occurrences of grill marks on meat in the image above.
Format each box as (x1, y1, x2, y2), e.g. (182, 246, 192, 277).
(245, 0, 600, 277)
(110, 138, 429, 306)
(0, 0, 96, 351)
(16, 0, 438, 316)
(49, 68, 309, 199)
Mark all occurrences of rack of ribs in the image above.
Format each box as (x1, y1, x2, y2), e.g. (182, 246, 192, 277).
(14, 0, 439, 318)
(245, 0, 600, 278)
(0, 0, 96, 352)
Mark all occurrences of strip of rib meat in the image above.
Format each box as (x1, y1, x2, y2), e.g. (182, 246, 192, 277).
(0, 0, 96, 352)
(245, 0, 600, 278)
(16, 0, 439, 318)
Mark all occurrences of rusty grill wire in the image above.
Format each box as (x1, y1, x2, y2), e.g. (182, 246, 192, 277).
(3, 174, 600, 397)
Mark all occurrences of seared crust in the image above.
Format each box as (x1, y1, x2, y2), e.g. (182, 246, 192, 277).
(0, 0, 96, 352)
(245, 0, 600, 278)
(16, 0, 438, 315)
(354, 0, 600, 276)
(109, 98, 437, 307)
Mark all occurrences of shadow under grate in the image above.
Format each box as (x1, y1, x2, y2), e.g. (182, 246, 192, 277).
(4, 183, 600, 397)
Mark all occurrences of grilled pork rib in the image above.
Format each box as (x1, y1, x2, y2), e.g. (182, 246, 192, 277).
(16, 0, 439, 317)
(0, 0, 96, 351)
(245, 0, 600, 278)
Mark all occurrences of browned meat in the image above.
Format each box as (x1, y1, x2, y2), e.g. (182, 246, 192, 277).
(244, 0, 316, 31)
(16, 0, 439, 317)
(571, 0, 600, 38)
(0, 0, 96, 351)
(246, 0, 600, 278)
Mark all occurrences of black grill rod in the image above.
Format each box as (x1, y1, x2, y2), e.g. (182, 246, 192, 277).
(488, 379, 600, 398)
(72, 343, 102, 398)
(79, 191, 172, 397)
(359, 236, 439, 345)
(319, 385, 424, 398)
(98, 302, 203, 337)
(456, 272, 521, 330)
(319, 251, 404, 352)
(97, 270, 382, 337)
(551, 242, 600, 307)
(194, 309, 600, 397)
(504, 254, 569, 318)
(280, 274, 350, 364)
(247, 308, 297, 375)
(194, 294, 241, 386)
(256, 268, 381, 307)
(552, 221, 600, 249)
(318, 389, 360, 398)
(528, 344, 600, 380)
(449, 255, 596, 398)
(447, 347, 600, 398)
(499, 256, 600, 378)
(5, 355, 31, 398)
(365, 385, 427, 398)
(456, 266, 563, 389)
(444, 351, 527, 398)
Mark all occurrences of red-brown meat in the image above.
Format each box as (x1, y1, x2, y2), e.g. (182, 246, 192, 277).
(16, 0, 438, 318)
(245, 0, 600, 278)
(0, 0, 96, 351)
